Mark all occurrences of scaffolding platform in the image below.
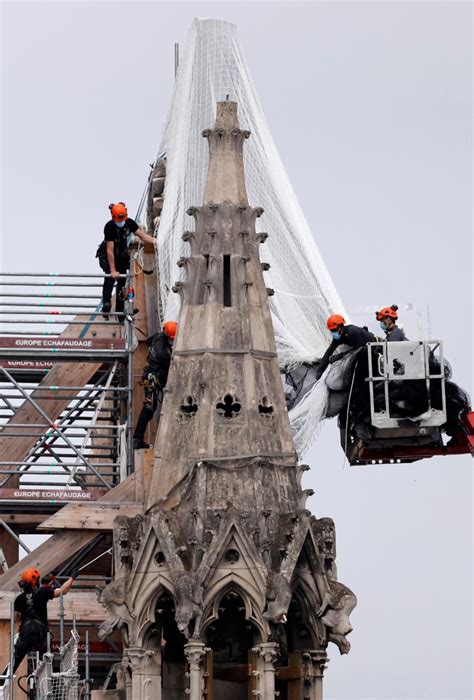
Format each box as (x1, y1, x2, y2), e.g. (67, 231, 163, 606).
(0, 271, 136, 516)
(0, 270, 148, 693)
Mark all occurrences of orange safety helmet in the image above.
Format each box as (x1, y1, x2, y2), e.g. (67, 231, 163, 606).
(109, 202, 128, 222)
(163, 321, 178, 339)
(376, 305, 398, 321)
(327, 314, 346, 331)
(20, 568, 41, 588)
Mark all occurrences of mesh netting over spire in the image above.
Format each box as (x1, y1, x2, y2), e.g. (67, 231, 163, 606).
(154, 18, 347, 454)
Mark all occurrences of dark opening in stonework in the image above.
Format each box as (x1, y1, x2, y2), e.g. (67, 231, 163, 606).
(223, 254, 232, 307)
(225, 548, 240, 563)
(155, 551, 166, 565)
(258, 396, 274, 416)
(284, 593, 316, 655)
(179, 395, 198, 419)
(205, 591, 258, 665)
(155, 593, 186, 663)
(216, 394, 241, 418)
(324, 557, 334, 573)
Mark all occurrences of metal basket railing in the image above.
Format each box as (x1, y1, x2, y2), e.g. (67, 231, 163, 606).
(33, 630, 81, 700)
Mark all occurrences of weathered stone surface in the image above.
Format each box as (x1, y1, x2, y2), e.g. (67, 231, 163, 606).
(102, 101, 356, 697)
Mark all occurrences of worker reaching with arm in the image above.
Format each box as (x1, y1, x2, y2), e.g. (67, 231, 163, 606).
(133, 321, 178, 450)
(98, 202, 156, 320)
(315, 315, 375, 381)
(376, 305, 408, 341)
(13, 568, 75, 671)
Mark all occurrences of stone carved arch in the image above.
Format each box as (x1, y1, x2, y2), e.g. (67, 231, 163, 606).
(198, 521, 267, 601)
(132, 579, 175, 647)
(288, 582, 325, 650)
(201, 582, 267, 642)
(202, 567, 266, 616)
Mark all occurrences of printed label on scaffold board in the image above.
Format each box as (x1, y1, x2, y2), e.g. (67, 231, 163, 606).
(0, 488, 108, 502)
(0, 337, 126, 350)
(0, 359, 54, 369)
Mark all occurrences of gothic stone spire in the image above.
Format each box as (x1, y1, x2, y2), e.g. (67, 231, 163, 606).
(99, 101, 356, 699)
(146, 101, 295, 508)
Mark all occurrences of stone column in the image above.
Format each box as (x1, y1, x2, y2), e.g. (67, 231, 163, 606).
(302, 650, 328, 700)
(125, 647, 162, 700)
(184, 640, 207, 700)
(254, 642, 279, 700)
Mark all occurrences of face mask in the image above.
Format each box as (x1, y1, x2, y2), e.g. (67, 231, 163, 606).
(331, 331, 342, 340)
(115, 220, 126, 228)
(380, 321, 388, 332)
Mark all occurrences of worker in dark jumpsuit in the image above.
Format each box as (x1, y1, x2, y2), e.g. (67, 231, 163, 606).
(315, 314, 375, 380)
(13, 568, 74, 671)
(133, 321, 177, 449)
(376, 305, 408, 341)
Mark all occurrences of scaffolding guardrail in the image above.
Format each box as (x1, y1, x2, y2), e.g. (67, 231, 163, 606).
(0, 272, 136, 503)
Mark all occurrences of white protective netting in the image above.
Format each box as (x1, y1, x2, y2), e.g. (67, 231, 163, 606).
(153, 18, 347, 454)
(34, 632, 80, 700)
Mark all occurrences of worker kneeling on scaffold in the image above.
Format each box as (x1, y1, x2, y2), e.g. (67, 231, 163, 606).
(133, 321, 178, 450)
(13, 568, 74, 672)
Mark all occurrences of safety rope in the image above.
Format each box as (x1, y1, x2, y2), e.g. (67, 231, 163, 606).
(134, 178, 149, 224)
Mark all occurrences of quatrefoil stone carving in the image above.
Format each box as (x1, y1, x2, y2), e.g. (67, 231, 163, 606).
(178, 395, 198, 421)
(216, 394, 241, 419)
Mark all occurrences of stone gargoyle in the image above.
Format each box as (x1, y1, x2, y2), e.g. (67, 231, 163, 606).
(174, 572, 204, 639)
(316, 578, 357, 655)
(264, 571, 292, 623)
(98, 575, 136, 641)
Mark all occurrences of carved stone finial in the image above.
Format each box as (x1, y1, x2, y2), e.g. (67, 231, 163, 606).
(203, 101, 249, 206)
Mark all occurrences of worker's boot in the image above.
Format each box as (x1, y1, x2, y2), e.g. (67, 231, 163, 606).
(102, 302, 111, 320)
(133, 438, 152, 450)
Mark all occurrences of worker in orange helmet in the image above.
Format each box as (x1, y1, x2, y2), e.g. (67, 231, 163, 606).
(13, 568, 75, 671)
(315, 314, 375, 380)
(133, 321, 178, 449)
(98, 202, 155, 321)
(375, 305, 408, 341)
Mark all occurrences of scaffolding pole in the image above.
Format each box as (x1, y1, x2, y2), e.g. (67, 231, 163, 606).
(0, 520, 31, 554)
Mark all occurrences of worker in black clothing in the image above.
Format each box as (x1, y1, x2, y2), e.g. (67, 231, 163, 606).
(13, 568, 74, 671)
(99, 202, 155, 320)
(376, 305, 408, 341)
(315, 314, 375, 380)
(133, 321, 178, 449)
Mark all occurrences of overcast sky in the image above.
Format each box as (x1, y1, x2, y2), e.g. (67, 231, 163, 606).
(1, 2, 472, 698)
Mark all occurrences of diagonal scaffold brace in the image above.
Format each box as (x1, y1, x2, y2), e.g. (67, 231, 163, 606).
(0, 366, 113, 490)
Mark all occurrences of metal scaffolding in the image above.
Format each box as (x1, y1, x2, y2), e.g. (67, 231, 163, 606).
(0, 272, 134, 511)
